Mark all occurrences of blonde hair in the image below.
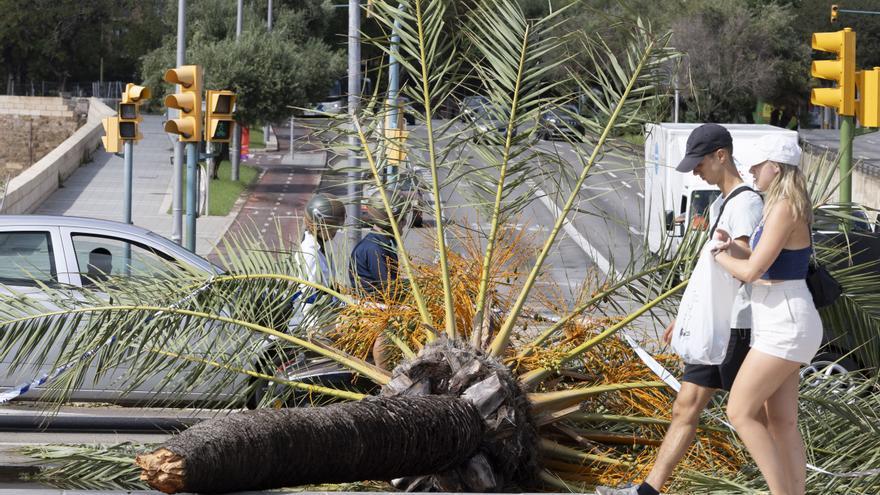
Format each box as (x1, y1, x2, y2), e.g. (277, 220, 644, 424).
(764, 161, 813, 225)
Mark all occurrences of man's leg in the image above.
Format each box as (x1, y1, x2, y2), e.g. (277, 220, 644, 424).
(641, 381, 716, 491)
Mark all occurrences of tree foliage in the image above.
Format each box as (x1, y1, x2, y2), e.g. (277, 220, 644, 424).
(140, 0, 345, 125)
(0, 0, 164, 87)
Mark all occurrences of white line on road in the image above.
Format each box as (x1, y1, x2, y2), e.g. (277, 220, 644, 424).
(636, 192, 644, 199)
(532, 183, 613, 275)
(607, 171, 618, 179)
(628, 225, 642, 236)
(622, 182, 632, 189)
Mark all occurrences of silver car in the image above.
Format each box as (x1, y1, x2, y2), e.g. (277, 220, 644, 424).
(0, 215, 227, 404)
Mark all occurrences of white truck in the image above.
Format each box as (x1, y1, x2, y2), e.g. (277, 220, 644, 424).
(644, 123, 798, 258)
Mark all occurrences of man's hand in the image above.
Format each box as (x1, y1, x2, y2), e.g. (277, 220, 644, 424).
(662, 319, 675, 344)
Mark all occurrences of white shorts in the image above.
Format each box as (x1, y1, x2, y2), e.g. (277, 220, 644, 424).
(750, 280, 823, 365)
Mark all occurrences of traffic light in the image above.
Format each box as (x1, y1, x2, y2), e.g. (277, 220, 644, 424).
(118, 83, 151, 141)
(205, 90, 236, 143)
(386, 128, 409, 164)
(163, 65, 202, 142)
(857, 68, 880, 127)
(101, 117, 122, 153)
(831, 4, 839, 23)
(811, 28, 856, 116)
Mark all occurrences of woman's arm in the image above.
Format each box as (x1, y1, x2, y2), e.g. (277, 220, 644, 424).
(714, 202, 795, 283)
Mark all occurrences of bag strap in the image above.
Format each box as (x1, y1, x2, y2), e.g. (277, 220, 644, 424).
(709, 185, 760, 238)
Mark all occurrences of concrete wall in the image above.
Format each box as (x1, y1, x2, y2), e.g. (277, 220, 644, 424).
(853, 164, 880, 212)
(0, 96, 87, 177)
(1, 98, 115, 214)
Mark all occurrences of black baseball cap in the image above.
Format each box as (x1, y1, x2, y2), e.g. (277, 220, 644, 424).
(676, 123, 733, 173)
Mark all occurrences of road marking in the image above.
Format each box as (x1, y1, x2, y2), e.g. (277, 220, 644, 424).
(581, 184, 613, 191)
(628, 226, 642, 236)
(622, 182, 632, 189)
(636, 192, 644, 199)
(607, 171, 618, 178)
(532, 183, 613, 275)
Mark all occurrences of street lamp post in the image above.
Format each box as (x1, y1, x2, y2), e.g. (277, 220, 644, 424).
(171, 0, 186, 244)
(346, 0, 363, 246)
(231, 0, 243, 182)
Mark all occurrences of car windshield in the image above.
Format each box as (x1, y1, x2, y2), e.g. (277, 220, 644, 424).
(545, 106, 578, 119)
(464, 96, 489, 109)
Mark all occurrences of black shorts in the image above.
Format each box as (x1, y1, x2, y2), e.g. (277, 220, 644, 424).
(681, 328, 751, 392)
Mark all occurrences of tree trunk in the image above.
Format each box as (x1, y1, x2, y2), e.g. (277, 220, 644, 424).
(136, 395, 484, 494)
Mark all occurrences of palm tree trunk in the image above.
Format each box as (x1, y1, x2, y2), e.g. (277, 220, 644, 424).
(136, 395, 484, 494)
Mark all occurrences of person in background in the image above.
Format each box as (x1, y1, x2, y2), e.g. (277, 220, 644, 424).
(712, 134, 820, 495)
(295, 193, 346, 315)
(349, 198, 400, 295)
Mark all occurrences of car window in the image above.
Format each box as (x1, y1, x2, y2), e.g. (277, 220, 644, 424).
(0, 231, 57, 286)
(71, 234, 180, 286)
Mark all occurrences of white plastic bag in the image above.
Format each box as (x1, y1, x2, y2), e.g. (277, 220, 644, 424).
(671, 241, 741, 365)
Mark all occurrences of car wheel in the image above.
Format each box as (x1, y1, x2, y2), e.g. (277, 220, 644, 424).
(800, 351, 861, 394)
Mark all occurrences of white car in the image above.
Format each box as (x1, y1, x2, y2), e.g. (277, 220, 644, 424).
(0, 215, 231, 404)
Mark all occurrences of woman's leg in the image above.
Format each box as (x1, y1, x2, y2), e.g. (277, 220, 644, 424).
(765, 370, 805, 494)
(727, 349, 802, 495)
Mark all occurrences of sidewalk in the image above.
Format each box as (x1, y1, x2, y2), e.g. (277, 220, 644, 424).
(31, 115, 237, 257)
(208, 121, 329, 264)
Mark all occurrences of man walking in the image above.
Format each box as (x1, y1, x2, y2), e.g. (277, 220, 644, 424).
(597, 124, 764, 495)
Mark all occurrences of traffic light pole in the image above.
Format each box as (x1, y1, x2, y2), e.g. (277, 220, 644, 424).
(386, 6, 403, 184)
(839, 116, 854, 230)
(123, 141, 134, 225)
(185, 142, 198, 252)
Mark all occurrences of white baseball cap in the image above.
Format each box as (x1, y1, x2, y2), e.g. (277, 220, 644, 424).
(745, 134, 802, 168)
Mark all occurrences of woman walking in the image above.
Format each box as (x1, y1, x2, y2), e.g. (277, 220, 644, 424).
(712, 134, 821, 495)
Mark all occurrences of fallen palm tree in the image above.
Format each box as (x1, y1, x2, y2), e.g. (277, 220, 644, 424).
(5, 0, 880, 493)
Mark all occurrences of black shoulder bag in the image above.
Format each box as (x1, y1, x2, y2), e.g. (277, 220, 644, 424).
(806, 240, 842, 309)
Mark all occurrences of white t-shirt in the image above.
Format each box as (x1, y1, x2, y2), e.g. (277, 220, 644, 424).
(708, 183, 764, 329)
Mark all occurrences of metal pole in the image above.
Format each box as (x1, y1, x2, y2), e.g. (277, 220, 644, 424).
(289, 115, 295, 159)
(386, 7, 403, 182)
(231, 0, 243, 181)
(171, 0, 186, 245)
(122, 139, 134, 276)
(346, 0, 363, 246)
(185, 142, 198, 252)
(267, 0, 273, 30)
(264, 0, 272, 146)
(123, 140, 133, 224)
(839, 115, 854, 216)
(205, 141, 213, 215)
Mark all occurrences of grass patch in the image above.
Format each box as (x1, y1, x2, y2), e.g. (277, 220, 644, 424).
(247, 127, 265, 148)
(209, 160, 258, 216)
(619, 133, 645, 147)
(174, 160, 259, 216)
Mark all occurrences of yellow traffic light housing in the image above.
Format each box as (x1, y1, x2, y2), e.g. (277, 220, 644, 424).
(163, 65, 203, 142)
(205, 90, 236, 143)
(122, 83, 151, 104)
(857, 68, 880, 128)
(101, 116, 122, 153)
(831, 4, 839, 23)
(386, 128, 409, 164)
(811, 28, 856, 116)
(118, 83, 150, 141)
